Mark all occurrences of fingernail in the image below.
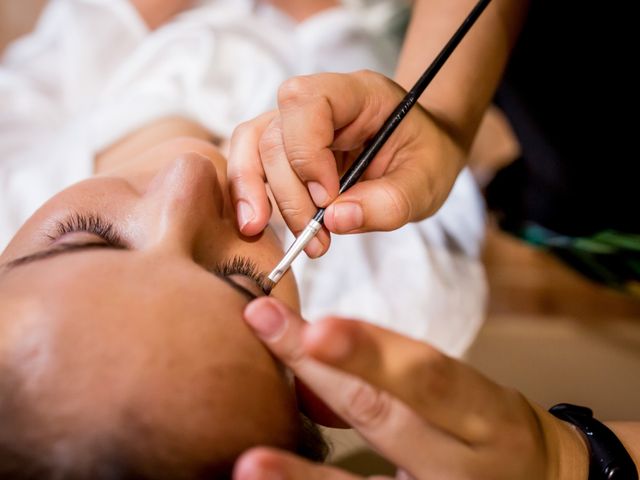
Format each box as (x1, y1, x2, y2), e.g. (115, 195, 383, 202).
(237, 200, 255, 231)
(305, 237, 323, 258)
(331, 202, 363, 233)
(238, 465, 284, 480)
(261, 471, 285, 480)
(307, 181, 329, 207)
(234, 456, 285, 480)
(245, 300, 287, 341)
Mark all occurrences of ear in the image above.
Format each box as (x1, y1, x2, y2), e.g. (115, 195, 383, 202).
(295, 378, 350, 428)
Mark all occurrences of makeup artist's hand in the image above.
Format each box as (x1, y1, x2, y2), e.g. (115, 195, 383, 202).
(233, 298, 590, 480)
(227, 71, 466, 258)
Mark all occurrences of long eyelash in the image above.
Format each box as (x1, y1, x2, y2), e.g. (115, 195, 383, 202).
(213, 255, 268, 290)
(47, 216, 265, 291)
(50, 212, 123, 246)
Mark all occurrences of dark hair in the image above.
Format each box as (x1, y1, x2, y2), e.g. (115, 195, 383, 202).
(0, 371, 329, 480)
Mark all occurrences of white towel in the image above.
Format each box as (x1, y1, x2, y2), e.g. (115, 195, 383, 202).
(0, 0, 486, 356)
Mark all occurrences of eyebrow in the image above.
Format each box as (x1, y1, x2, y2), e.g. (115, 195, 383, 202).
(1, 242, 259, 301)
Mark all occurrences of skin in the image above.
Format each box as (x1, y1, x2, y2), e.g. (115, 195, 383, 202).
(233, 299, 585, 480)
(0, 134, 302, 472)
(129, 0, 194, 30)
(227, 0, 530, 256)
(4, 2, 635, 477)
(266, 0, 339, 22)
(128, 0, 338, 29)
(395, 0, 530, 139)
(233, 299, 640, 479)
(226, 1, 637, 476)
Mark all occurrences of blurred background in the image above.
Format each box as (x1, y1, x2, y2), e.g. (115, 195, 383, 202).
(2, 0, 639, 473)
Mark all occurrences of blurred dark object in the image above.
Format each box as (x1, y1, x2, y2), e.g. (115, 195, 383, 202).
(488, 0, 637, 237)
(485, 0, 638, 295)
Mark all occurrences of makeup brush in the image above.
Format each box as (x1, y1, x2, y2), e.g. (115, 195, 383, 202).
(263, 0, 492, 295)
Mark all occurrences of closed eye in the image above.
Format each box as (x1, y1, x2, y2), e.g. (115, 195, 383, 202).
(49, 212, 125, 248)
(3, 213, 268, 299)
(1, 245, 264, 302)
(211, 256, 270, 296)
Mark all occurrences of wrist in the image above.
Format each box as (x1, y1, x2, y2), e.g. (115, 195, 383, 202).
(530, 403, 590, 480)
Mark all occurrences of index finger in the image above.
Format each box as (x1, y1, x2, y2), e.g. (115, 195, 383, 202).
(303, 318, 515, 445)
(228, 111, 277, 236)
(277, 71, 404, 207)
(243, 298, 468, 476)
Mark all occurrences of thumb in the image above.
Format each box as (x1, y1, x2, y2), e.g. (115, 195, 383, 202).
(324, 167, 438, 234)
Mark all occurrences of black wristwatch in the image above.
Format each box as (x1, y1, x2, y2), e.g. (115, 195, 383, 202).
(549, 403, 638, 480)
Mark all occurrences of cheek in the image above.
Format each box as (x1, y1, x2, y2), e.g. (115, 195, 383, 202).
(0, 294, 51, 363)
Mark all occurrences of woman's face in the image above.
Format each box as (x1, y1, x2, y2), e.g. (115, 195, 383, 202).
(0, 138, 301, 471)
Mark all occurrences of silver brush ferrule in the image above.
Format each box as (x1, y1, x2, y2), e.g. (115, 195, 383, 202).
(267, 219, 322, 285)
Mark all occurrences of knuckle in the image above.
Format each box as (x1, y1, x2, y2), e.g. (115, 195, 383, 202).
(288, 150, 317, 177)
(379, 181, 413, 229)
(232, 121, 252, 139)
(356, 68, 375, 77)
(231, 120, 259, 145)
(363, 73, 406, 126)
(258, 130, 283, 164)
(410, 347, 451, 404)
(227, 165, 247, 182)
(278, 76, 314, 106)
(284, 343, 308, 370)
(344, 382, 392, 428)
(278, 198, 307, 224)
(355, 68, 381, 86)
(227, 166, 252, 191)
(227, 157, 252, 180)
(359, 68, 400, 96)
(358, 70, 394, 99)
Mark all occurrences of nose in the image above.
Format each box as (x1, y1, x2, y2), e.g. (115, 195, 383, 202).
(141, 153, 227, 253)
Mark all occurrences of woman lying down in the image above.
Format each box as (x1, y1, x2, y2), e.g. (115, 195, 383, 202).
(0, 123, 328, 477)
(0, 0, 486, 478)
(0, 122, 485, 479)
(0, 113, 485, 478)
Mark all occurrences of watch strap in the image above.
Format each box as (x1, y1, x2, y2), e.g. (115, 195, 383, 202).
(549, 403, 638, 480)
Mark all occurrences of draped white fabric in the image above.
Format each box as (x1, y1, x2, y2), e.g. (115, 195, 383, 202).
(0, 0, 486, 356)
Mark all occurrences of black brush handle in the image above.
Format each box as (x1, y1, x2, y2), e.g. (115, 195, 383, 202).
(313, 0, 492, 225)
